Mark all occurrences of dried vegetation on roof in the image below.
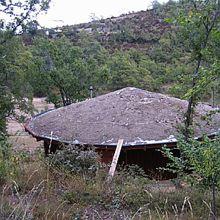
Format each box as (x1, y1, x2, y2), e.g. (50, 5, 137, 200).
(26, 87, 220, 146)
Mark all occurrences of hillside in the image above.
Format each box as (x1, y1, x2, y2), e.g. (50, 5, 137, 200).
(46, 8, 171, 51)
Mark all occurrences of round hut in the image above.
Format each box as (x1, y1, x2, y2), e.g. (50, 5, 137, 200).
(25, 87, 220, 179)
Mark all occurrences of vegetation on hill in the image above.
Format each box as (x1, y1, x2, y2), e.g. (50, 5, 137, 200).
(1, 0, 219, 113)
(20, 0, 219, 108)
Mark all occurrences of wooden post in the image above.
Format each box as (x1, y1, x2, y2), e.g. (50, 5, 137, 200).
(211, 87, 215, 108)
(107, 139, 124, 181)
(89, 85, 93, 98)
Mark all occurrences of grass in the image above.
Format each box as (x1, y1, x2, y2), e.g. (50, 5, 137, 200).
(0, 148, 219, 219)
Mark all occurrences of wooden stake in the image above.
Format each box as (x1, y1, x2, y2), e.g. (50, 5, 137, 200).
(107, 139, 124, 181)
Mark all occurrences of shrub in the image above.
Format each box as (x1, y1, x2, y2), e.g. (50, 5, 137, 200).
(48, 145, 101, 176)
(0, 133, 17, 185)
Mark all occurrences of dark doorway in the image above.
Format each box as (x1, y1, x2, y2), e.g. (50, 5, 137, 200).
(118, 148, 179, 179)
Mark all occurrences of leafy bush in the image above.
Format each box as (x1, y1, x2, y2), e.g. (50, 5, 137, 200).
(48, 145, 101, 176)
(162, 135, 220, 219)
(0, 133, 17, 185)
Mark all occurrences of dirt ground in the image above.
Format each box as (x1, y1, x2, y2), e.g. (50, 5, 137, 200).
(7, 98, 54, 153)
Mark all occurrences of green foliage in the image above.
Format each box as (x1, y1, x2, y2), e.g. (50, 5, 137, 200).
(0, 87, 13, 132)
(11, 0, 217, 107)
(48, 145, 101, 176)
(106, 50, 155, 90)
(0, 0, 51, 133)
(0, 0, 50, 33)
(1, 0, 217, 113)
(164, 0, 220, 139)
(0, 133, 17, 185)
(163, 136, 220, 185)
(0, 36, 34, 132)
(30, 34, 161, 106)
(162, 136, 220, 218)
(31, 36, 110, 106)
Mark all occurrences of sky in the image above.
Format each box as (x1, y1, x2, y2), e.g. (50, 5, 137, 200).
(37, 0, 168, 28)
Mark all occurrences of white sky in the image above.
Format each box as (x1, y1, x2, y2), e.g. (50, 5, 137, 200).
(38, 0, 168, 28)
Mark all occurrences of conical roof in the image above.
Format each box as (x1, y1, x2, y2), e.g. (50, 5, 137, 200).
(26, 87, 220, 147)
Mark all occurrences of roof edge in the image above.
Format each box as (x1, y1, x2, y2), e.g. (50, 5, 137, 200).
(25, 121, 220, 148)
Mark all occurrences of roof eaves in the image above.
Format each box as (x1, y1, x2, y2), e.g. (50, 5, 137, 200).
(25, 123, 220, 148)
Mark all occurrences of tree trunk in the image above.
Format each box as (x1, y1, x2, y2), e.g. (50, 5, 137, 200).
(184, 57, 201, 140)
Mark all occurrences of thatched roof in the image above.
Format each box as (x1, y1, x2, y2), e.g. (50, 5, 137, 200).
(25, 87, 220, 147)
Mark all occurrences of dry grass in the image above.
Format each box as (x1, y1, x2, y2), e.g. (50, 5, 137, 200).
(0, 152, 219, 220)
(1, 156, 75, 219)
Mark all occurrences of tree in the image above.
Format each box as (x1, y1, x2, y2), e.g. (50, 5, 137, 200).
(106, 50, 155, 91)
(162, 1, 220, 219)
(0, 36, 34, 132)
(0, 0, 50, 37)
(0, 0, 50, 133)
(31, 36, 110, 106)
(171, 0, 220, 139)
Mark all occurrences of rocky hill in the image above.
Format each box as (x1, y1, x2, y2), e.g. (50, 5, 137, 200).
(46, 8, 171, 51)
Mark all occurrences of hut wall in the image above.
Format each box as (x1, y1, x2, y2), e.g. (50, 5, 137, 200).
(98, 147, 179, 180)
(98, 149, 115, 164)
(43, 140, 178, 180)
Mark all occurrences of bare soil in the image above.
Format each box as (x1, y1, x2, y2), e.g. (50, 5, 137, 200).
(7, 98, 54, 152)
